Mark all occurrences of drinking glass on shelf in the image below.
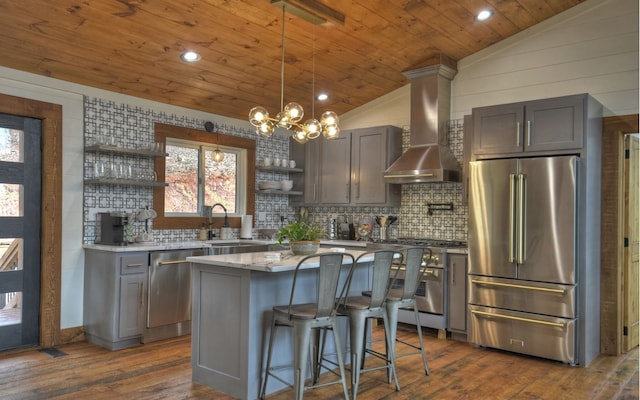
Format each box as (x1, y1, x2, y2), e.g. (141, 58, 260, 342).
(93, 161, 106, 178)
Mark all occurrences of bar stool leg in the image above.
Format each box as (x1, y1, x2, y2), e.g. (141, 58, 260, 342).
(348, 312, 366, 400)
(381, 311, 400, 391)
(330, 321, 351, 400)
(260, 316, 278, 399)
(412, 305, 429, 375)
(385, 300, 399, 384)
(293, 325, 312, 400)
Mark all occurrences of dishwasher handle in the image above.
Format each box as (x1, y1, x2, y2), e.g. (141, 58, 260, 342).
(158, 259, 189, 266)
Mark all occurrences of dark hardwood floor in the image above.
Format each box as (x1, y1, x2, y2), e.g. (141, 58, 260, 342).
(0, 325, 637, 399)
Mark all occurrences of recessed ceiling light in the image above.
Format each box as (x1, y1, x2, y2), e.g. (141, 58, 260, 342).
(476, 9, 493, 21)
(180, 51, 201, 63)
(317, 93, 329, 101)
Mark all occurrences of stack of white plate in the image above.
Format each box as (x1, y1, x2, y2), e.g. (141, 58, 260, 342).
(259, 181, 280, 190)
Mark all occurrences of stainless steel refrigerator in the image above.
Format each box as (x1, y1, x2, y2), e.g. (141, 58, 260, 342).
(468, 155, 580, 364)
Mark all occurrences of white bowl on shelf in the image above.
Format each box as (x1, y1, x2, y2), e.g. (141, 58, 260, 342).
(280, 180, 293, 191)
(259, 181, 280, 190)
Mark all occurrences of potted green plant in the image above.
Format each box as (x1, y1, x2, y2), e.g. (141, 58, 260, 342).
(276, 219, 324, 255)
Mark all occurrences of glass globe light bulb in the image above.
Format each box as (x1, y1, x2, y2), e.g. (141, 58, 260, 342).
(276, 111, 292, 129)
(257, 120, 275, 137)
(249, 106, 269, 127)
(284, 102, 304, 123)
(304, 119, 322, 139)
(323, 124, 340, 139)
(292, 129, 309, 144)
(212, 148, 224, 162)
(320, 111, 339, 126)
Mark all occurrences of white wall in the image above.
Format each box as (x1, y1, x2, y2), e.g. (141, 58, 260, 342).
(340, 0, 639, 128)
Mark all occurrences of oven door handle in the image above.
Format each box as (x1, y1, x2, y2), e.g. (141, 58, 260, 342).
(424, 269, 438, 277)
(471, 309, 566, 328)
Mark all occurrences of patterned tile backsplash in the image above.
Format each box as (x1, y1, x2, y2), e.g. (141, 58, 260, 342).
(82, 96, 467, 243)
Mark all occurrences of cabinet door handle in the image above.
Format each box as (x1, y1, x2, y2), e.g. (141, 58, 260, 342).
(356, 181, 360, 199)
(126, 263, 143, 268)
(139, 282, 144, 307)
(451, 262, 456, 284)
(526, 120, 532, 146)
(346, 182, 350, 199)
(516, 122, 520, 147)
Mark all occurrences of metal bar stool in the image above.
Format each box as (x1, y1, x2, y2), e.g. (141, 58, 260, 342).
(333, 250, 401, 400)
(260, 252, 354, 400)
(382, 246, 432, 377)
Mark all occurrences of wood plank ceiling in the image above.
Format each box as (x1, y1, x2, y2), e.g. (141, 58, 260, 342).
(0, 0, 585, 122)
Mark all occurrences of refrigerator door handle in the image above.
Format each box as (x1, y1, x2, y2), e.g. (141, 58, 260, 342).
(509, 173, 517, 263)
(517, 173, 527, 264)
(470, 279, 566, 294)
(471, 309, 566, 328)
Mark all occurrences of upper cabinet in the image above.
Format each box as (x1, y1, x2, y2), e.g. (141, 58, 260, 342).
(472, 94, 586, 156)
(291, 125, 402, 207)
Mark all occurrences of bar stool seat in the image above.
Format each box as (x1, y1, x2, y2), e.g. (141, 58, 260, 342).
(260, 252, 354, 400)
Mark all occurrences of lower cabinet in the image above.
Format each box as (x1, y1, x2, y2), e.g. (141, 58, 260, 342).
(118, 273, 146, 339)
(84, 250, 148, 350)
(447, 253, 467, 340)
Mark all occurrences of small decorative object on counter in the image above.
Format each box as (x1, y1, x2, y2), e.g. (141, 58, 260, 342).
(220, 227, 233, 240)
(276, 219, 324, 255)
(356, 218, 373, 241)
(375, 215, 398, 241)
(199, 223, 208, 241)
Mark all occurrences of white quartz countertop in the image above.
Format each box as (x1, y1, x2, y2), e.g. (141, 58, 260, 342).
(82, 238, 467, 254)
(187, 248, 374, 272)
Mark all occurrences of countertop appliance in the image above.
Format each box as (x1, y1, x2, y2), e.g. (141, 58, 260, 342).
(96, 212, 129, 246)
(468, 156, 581, 364)
(142, 248, 207, 343)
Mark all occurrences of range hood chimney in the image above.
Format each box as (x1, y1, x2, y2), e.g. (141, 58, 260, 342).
(384, 62, 461, 183)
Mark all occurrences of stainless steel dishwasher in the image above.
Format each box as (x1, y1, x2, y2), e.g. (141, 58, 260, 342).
(142, 248, 207, 343)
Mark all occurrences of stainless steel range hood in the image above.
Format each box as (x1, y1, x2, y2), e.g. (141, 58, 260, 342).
(384, 63, 461, 183)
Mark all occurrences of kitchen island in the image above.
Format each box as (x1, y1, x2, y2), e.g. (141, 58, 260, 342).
(187, 248, 374, 400)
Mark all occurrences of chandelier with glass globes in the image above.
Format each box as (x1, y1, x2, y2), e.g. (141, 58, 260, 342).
(248, 5, 340, 144)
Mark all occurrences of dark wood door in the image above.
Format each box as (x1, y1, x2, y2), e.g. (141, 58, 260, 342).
(0, 113, 42, 350)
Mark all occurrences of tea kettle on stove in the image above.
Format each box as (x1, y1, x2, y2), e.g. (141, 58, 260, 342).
(375, 215, 397, 241)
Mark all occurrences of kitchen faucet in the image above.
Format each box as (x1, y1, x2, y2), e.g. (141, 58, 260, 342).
(211, 203, 230, 227)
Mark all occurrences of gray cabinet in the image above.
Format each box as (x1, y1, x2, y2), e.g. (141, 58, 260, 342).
(290, 125, 401, 206)
(447, 253, 467, 340)
(350, 126, 402, 205)
(291, 139, 321, 203)
(320, 133, 352, 204)
(472, 94, 585, 156)
(84, 250, 148, 350)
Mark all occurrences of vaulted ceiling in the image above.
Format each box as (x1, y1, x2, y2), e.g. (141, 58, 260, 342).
(0, 0, 585, 121)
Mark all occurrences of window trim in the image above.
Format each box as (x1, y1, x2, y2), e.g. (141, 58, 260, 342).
(153, 123, 256, 230)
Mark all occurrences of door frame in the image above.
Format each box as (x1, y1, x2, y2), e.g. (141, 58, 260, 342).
(0, 93, 63, 348)
(601, 114, 639, 355)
